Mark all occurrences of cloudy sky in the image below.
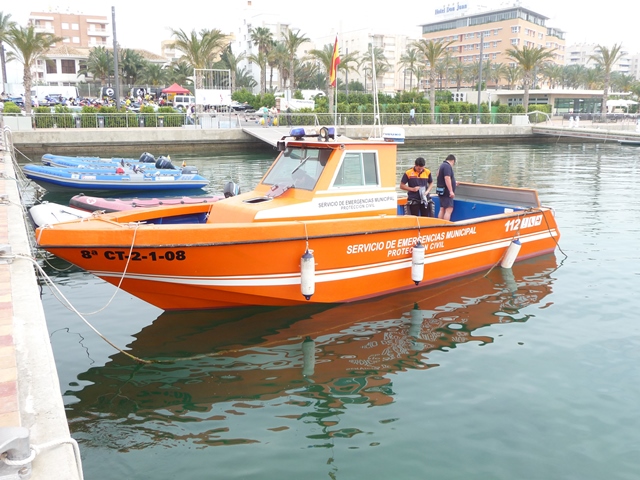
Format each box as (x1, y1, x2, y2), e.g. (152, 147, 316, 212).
(5, 0, 636, 54)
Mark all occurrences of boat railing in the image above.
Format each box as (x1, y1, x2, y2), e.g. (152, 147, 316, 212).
(5, 111, 565, 130)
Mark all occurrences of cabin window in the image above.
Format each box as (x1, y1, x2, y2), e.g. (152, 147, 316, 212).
(262, 147, 330, 191)
(333, 152, 378, 187)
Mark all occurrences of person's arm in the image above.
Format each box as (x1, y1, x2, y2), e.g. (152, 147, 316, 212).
(401, 182, 421, 193)
(400, 174, 417, 192)
(426, 174, 433, 194)
(445, 175, 454, 198)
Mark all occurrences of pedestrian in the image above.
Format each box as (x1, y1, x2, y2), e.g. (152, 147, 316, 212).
(286, 107, 292, 127)
(436, 154, 459, 221)
(409, 106, 417, 126)
(400, 157, 433, 217)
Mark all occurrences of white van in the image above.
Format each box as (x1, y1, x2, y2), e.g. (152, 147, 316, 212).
(173, 95, 196, 110)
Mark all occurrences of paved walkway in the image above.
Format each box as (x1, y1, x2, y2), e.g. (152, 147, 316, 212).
(0, 138, 19, 428)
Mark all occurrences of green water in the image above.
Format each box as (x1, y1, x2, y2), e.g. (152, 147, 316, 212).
(36, 141, 640, 479)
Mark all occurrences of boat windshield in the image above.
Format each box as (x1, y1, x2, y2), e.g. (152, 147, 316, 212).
(262, 147, 330, 190)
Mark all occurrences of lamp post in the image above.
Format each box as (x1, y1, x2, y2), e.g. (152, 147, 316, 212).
(112, 7, 120, 109)
(476, 31, 484, 124)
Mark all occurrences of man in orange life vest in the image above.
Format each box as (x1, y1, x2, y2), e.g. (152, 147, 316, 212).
(400, 157, 433, 216)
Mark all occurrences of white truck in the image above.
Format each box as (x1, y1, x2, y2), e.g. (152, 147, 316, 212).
(276, 98, 315, 111)
(31, 85, 79, 101)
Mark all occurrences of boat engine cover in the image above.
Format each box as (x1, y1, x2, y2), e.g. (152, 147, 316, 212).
(155, 156, 176, 170)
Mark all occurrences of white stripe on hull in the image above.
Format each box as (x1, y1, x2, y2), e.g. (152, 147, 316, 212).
(92, 229, 558, 287)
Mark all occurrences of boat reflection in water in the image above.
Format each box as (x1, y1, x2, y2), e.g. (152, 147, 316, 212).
(66, 255, 558, 446)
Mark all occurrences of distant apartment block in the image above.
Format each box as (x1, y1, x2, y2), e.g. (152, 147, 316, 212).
(28, 11, 110, 48)
(567, 43, 631, 74)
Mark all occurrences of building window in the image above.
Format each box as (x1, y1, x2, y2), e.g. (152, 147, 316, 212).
(61, 22, 69, 30)
(73, 37, 80, 43)
(511, 38, 520, 46)
(61, 60, 76, 74)
(72, 23, 79, 30)
(46, 60, 57, 74)
(63, 37, 70, 43)
(511, 26, 520, 33)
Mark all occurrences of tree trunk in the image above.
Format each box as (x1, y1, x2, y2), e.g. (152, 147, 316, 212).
(0, 44, 7, 92)
(429, 71, 436, 116)
(23, 67, 33, 115)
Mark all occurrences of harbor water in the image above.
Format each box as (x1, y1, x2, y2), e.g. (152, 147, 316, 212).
(28, 141, 640, 479)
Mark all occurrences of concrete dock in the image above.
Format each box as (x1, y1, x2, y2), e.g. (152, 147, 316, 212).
(1, 132, 81, 479)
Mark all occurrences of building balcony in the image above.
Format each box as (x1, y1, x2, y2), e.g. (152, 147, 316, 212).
(33, 26, 56, 34)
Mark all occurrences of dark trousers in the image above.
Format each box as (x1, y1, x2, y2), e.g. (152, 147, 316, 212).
(405, 200, 433, 217)
(409, 116, 417, 125)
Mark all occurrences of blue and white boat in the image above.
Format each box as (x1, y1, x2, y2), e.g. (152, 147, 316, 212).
(23, 164, 209, 192)
(41, 152, 190, 171)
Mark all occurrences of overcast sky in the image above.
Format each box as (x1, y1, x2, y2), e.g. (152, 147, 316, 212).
(5, 0, 638, 54)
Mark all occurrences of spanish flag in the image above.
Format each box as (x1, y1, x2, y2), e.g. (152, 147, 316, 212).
(329, 36, 340, 87)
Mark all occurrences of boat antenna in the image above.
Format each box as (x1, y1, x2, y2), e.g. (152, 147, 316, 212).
(369, 38, 382, 140)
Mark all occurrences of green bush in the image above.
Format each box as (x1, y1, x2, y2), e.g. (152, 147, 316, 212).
(157, 106, 184, 127)
(2, 102, 21, 114)
(32, 105, 74, 128)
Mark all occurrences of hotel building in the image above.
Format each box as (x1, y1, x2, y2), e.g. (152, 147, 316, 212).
(419, 5, 565, 87)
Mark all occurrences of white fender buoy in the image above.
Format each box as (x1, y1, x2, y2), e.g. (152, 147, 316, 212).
(302, 336, 315, 376)
(411, 242, 425, 285)
(301, 249, 315, 300)
(500, 238, 521, 269)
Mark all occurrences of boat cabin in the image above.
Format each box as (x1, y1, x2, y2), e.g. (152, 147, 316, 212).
(208, 127, 400, 223)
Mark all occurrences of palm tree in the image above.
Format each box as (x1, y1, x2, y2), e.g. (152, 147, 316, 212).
(250, 27, 274, 94)
(235, 66, 257, 90)
(504, 64, 522, 90)
(281, 29, 308, 91)
(120, 48, 146, 86)
(541, 63, 564, 89)
(0, 11, 16, 92)
(219, 45, 245, 92)
(77, 46, 113, 85)
(295, 60, 321, 90)
(434, 53, 453, 90)
(505, 45, 556, 111)
(611, 72, 635, 93)
(589, 43, 624, 115)
(451, 59, 467, 91)
(413, 39, 453, 115)
(489, 62, 508, 89)
(267, 41, 288, 91)
(167, 60, 194, 87)
(170, 28, 228, 90)
(360, 46, 390, 93)
(583, 66, 604, 90)
(307, 43, 344, 112)
(5, 25, 61, 114)
(140, 63, 167, 86)
(399, 47, 420, 91)
(563, 64, 587, 89)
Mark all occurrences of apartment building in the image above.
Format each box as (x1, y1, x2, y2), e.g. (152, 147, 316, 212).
(419, 6, 565, 83)
(29, 11, 110, 48)
(567, 43, 631, 74)
(314, 30, 419, 95)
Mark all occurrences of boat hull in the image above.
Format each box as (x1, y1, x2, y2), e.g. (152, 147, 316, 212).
(24, 164, 209, 191)
(69, 193, 224, 213)
(37, 206, 560, 310)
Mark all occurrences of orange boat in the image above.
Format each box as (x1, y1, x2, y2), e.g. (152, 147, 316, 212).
(35, 127, 561, 311)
